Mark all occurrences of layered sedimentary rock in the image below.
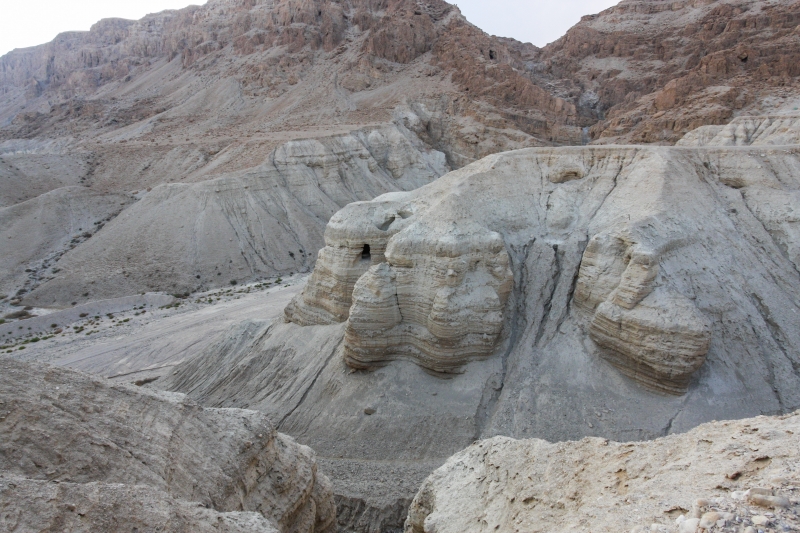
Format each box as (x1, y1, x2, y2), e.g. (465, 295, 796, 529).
(574, 231, 712, 394)
(0, 358, 335, 533)
(287, 208, 514, 372)
(171, 138, 800, 421)
(536, 0, 800, 143)
(2, 0, 800, 306)
(405, 411, 800, 533)
(161, 134, 800, 532)
(677, 115, 800, 146)
(23, 123, 447, 307)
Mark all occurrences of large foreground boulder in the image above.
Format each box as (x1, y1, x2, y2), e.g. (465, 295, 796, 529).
(0, 358, 335, 533)
(405, 411, 800, 533)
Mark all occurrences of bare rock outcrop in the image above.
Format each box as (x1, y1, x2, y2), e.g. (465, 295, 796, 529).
(0, 358, 335, 533)
(0, 477, 281, 533)
(574, 230, 712, 394)
(677, 115, 800, 146)
(162, 134, 800, 531)
(285, 141, 800, 393)
(286, 206, 514, 373)
(2, 0, 799, 306)
(536, 0, 800, 143)
(405, 411, 800, 533)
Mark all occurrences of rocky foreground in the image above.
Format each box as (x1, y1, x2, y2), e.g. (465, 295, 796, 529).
(0, 358, 335, 533)
(406, 411, 800, 533)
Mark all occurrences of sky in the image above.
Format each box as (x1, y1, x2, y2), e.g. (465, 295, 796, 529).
(0, 0, 621, 57)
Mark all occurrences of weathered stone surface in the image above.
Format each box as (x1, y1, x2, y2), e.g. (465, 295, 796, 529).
(0, 358, 335, 533)
(574, 230, 712, 394)
(344, 222, 513, 373)
(678, 115, 800, 146)
(536, 0, 800, 143)
(0, 477, 281, 533)
(404, 411, 800, 533)
(287, 203, 514, 373)
(159, 137, 800, 533)
(23, 123, 447, 307)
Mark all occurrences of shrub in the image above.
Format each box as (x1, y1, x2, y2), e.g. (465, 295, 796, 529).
(230, 280, 238, 286)
(79, 313, 88, 318)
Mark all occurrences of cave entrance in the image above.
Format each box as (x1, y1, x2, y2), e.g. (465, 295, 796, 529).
(361, 244, 371, 261)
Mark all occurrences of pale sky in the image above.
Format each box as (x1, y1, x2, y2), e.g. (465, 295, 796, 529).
(0, 0, 620, 57)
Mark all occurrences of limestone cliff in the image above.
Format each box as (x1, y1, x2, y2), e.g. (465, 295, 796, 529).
(162, 130, 800, 530)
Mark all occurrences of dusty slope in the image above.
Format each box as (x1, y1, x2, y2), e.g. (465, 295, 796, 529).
(0, 357, 335, 533)
(1, 0, 799, 305)
(23, 123, 447, 307)
(0, 186, 132, 300)
(158, 125, 800, 529)
(405, 411, 800, 533)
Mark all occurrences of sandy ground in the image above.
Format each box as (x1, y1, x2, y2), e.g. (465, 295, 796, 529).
(3, 276, 305, 384)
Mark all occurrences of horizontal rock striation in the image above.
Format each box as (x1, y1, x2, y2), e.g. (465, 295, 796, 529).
(277, 135, 800, 395)
(344, 223, 513, 373)
(287, 201, 514, 373)
(162, 135, 800, 531)
(23, 123, 447, 307)
(677, 115, 800, 146)
(575, 231, 712, 394)
(0, 358, 335, 533)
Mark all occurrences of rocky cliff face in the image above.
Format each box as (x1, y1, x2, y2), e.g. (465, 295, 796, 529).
(161, 124, 800, 530)
(535, 0, 800, 143)
(0, 0, 588, 306)
(405, 411, 800, 533)
(1, 0, 798, 305)
(0, 357, 335, 533)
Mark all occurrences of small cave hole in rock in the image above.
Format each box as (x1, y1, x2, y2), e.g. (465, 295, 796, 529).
(378, 216, 396, 231)
(361, 244, 371, 261)
(489, 50, 497, 60)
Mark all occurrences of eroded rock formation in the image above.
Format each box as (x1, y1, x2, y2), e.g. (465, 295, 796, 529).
(536, 0, 800, 143)
(22, 123, 447, 307)
(405, 411, 800, 533)
(286, 204, 514, 373)
(2, 0, 799, 305)
(677, 115, 800, 146)
(574, 230, 712, 394)
(158, 128, 800, 531)
(0, 358, 335, 533)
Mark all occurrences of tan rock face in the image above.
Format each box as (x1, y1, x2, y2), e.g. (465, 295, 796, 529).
(287, 199, 514, 372)
(575, 231, 712, 394)
(677, 115, 800, 146)
(0, 358, 335, 533)
(404, 411, 800, 533)
(283, 137, 800, 395)
(344, 222, 513, 373)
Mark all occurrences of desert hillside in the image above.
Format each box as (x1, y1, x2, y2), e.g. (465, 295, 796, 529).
(1, 1, 799, 532)
(1, 0, 798, 305)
